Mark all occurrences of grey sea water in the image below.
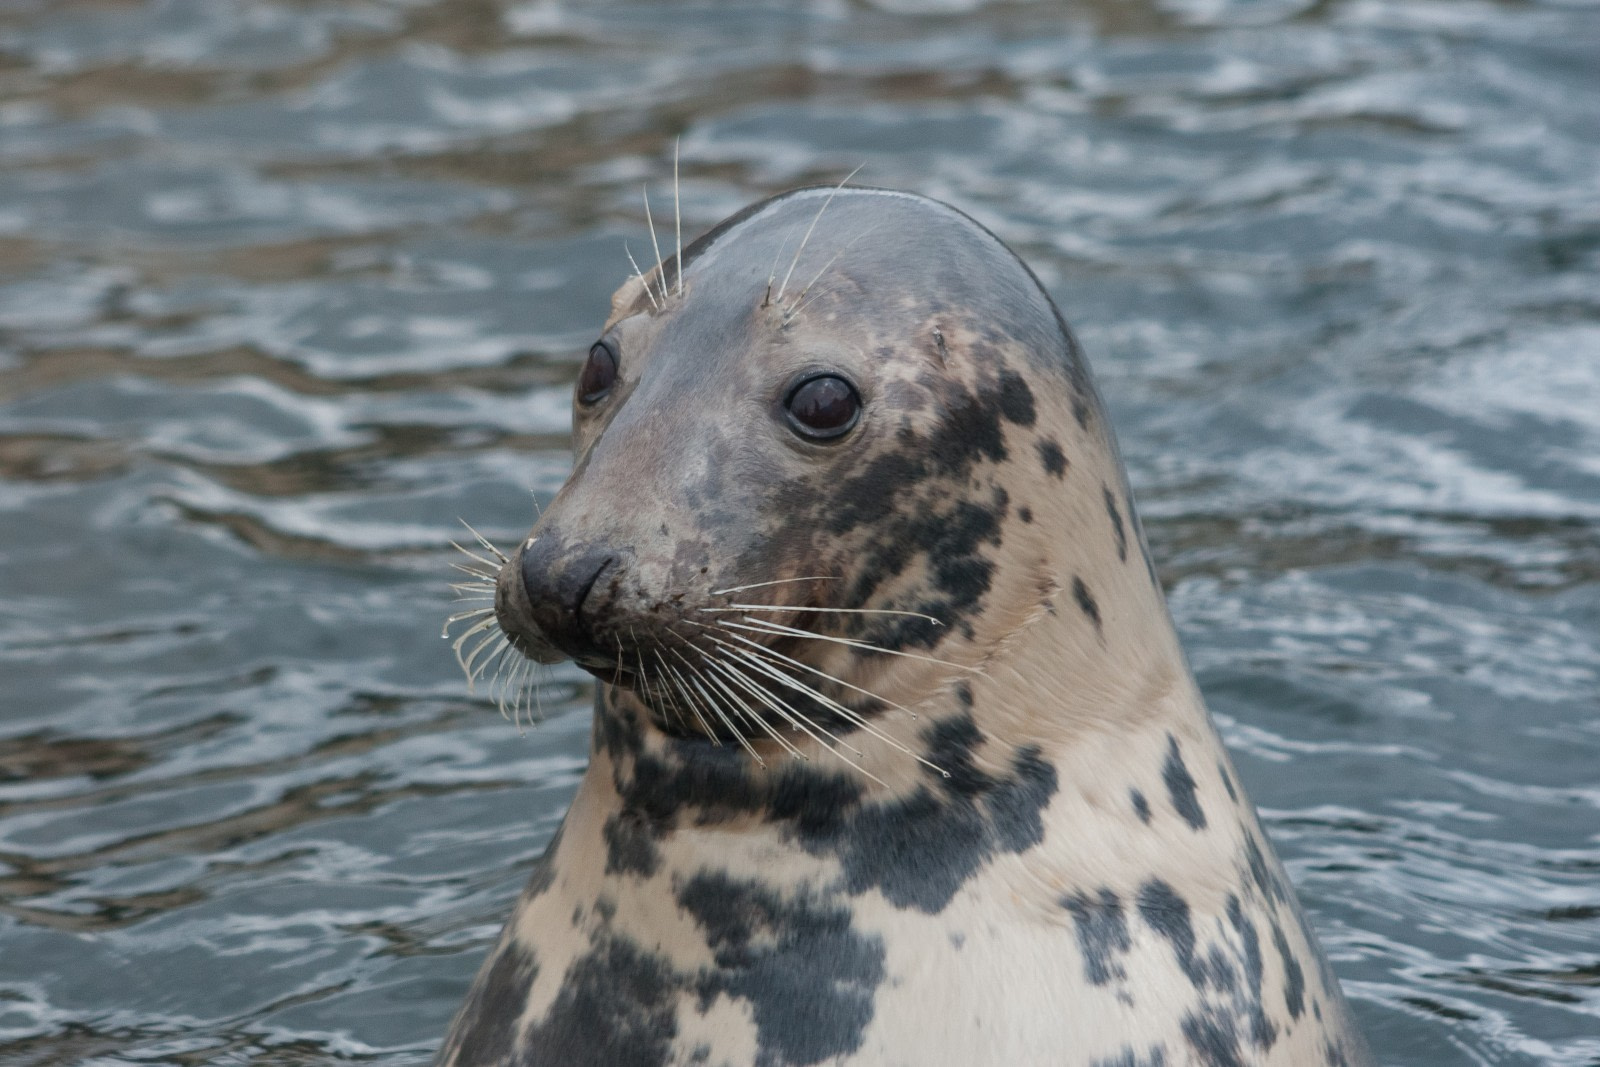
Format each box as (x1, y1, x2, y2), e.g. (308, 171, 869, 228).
(0, 1, 1597, 1063)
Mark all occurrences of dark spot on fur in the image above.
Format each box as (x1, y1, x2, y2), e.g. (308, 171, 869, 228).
(1018, 505, 1032, 523)
(1272, 921, 1306, 1020)
(1131, 788, 1152, 824)
(1219, 762, 1238, 803)
(1227, 894, 1276, 1049)
(955, 682, 973, 707)
(520, 933, 679, 1067)
(602, 811, 661, 877)
(925, 712, 991, 800)
(1163, 734, 1206, 831)
(1181, 1005, 1244, 1067)
(807, 745, 1057, 913)
(438, 939, 539, 1066)
(986, 746, 1058, 852)
(1037, 439, 1067, 478)
(679, 872, 885, 1066)
(609, 728, 866, 840)
(1062, 888, 1132, 986)
(1138, 879, 1202, 985)
(1072, 576, 1101, 631)
(850, 497, 1004, 651)
(1244, 833, 1288, 906)
(997, 370, 1036, 427)
(1104, 485, 1127, 562)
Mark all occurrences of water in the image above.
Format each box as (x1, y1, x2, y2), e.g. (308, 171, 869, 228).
(0, 0, 1597, 1063)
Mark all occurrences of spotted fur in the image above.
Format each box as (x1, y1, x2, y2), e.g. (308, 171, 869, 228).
(437, 188, 1372, 1066)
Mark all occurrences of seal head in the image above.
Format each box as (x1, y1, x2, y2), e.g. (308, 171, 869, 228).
(493, 187, 1100, 749)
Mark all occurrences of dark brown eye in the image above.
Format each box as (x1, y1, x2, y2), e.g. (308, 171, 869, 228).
(577, 341, 617, 405)
(785, 374, 860, 439)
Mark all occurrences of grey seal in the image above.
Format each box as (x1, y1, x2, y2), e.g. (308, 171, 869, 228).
(438, 186, 1373, 1067)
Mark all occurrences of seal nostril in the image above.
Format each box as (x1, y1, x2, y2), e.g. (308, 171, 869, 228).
(573, 556, 614, 623)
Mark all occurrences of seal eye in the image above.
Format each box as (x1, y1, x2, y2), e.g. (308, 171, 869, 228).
(577, 341, 617, 406)
(785, 374, 860, 440)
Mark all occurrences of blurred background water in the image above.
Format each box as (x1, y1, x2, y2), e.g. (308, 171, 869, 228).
(0, 0, 1597, 1063)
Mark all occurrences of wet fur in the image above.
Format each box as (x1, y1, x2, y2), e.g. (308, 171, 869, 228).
(437, 188, 1372, 1066)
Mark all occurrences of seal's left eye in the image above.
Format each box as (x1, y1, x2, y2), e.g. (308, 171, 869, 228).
(578, 341, 617, 406)
(785, 374, 860, 440)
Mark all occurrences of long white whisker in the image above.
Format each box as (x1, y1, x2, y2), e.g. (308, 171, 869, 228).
(713, 654, 886, 788)
(783, 225, 877, 322)
(457, 520, 509, 563)
(450, 615, 499, 660)
(643, 185, 669, 306)
(764, 221, 802, 309)
(442, 606, 494, 635)
(664, 644, 761, 763)
(461, 630, 507, 686)
(673, 138, 683, 298)
(649, 654, 680, 731)
(705, 657, 886, 782)
(720, 643, 946, 778)
(705, 650, 868, 763)
(725, 617, 981, 674)
(449, 558, 499, 581)
(710, 576, 837, 596)
(662, 659, 718, 742)
(693, 622, 921, 722)
(777, 164, 864, 301)
(448, 546, 502, 574)
(701, 660, 806, 760)
(686, 671, 765, 766)
(702, 604, 942, 625)
(625, 243, 661, 310)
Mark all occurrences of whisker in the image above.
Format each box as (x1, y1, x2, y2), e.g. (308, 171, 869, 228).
(448, 546, 502, 574)
(449, 561, 498, 582)
(625, 243, 661, 310)
(700, 661, 806, 761)
(705, 650, 867, 761)
(701, 604, 942, 625)
(461, 630, 507, 688)
(706, 655, 882, 773)
(776, 164, 864, 301)
(664, 644, 762, 763)
(449, 614, 499, 658)
(708, 656, 886, 785)
(782, 225, 877, 322)
(458, 519, 509, 563)
(673, 138, 683, 298)
(724, 617, 981, 674)
(764, 221, 802, 309)
(719, 643, 946, 778)
(485, 642, 518, 712)
(661, 658, 718, 742)
(442, 606, 494, 637)
(710, 576, 837, 596)
(630, 627, 671, 731)
(692, 622, 921, 721)
(643, 185, 669, 306)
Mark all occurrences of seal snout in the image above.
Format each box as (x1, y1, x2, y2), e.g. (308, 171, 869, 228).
(497, 532, 623, 671)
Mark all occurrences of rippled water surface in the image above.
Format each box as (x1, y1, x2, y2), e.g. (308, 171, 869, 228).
(1, 0, 1598, 1063)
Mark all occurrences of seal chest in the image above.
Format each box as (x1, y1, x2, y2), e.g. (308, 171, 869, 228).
(437, 187, 1373, 1066)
